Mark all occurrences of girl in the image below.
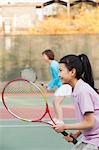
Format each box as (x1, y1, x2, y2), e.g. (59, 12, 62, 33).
(53, 54, 99, 150)
(42, 49, 72, 124)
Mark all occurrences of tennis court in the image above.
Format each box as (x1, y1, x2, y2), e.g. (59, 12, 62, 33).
(0, 93, 78, 150)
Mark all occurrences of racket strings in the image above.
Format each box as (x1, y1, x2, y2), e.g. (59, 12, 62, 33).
(21, 68, 37, 82)
(3, 79, 46, 121)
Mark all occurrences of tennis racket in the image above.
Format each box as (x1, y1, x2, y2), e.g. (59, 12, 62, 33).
(21, 68, 45, 87)
(2, 78, 78, 144)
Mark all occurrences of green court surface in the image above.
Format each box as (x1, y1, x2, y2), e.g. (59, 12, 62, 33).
(0, 119, 77, 150)
(0, 94, 77, 150)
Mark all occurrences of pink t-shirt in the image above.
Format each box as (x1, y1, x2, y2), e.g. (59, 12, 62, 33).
(72, 79, 99, 146)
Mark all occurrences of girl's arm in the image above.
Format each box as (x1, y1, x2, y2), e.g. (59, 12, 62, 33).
(52, 112, 94, 132)
(48, 64, 61, 90)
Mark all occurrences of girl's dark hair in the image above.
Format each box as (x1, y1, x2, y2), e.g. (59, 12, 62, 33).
(42, 49, 54, 60)
(59, 54, 98, 93)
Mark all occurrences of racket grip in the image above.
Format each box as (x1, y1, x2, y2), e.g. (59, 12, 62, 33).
(61, 131, 78, 145)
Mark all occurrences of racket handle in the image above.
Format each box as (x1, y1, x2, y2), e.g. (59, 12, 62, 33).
(61, 131, 78, 145)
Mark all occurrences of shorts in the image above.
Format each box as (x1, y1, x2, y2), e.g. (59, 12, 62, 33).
(54, 84, 72, 96)
(72, 141, 99, 150)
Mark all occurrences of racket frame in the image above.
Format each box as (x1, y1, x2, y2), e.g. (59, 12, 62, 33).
(2, 78, 54, 124)
(2, 78, 78, 144)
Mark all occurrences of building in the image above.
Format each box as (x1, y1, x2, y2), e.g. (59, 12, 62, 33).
(0, 1, 57, 35)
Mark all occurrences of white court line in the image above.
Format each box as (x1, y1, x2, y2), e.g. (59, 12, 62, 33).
(0, 118, 76, 121)
(0, 124, 47, 128)
(0, 119, 77, 128)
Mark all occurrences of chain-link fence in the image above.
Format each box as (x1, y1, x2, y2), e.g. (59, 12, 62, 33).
(0, 34, 99, 92)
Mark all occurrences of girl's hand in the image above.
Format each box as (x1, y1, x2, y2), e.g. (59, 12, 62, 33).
(64, 134, 74, 142)
(52, 125, 75, 143)
(64, 131, 81, 142)
(52, 124, 81, 143)
(43, 83, 48, 89)
(52, 124, 65, 133)
(70, 131, 81, 138)
(41, 82, 48, 90)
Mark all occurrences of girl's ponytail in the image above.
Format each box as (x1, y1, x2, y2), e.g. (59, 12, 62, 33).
(59, 54, 98, 93)
(79, 54, 97, 92)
